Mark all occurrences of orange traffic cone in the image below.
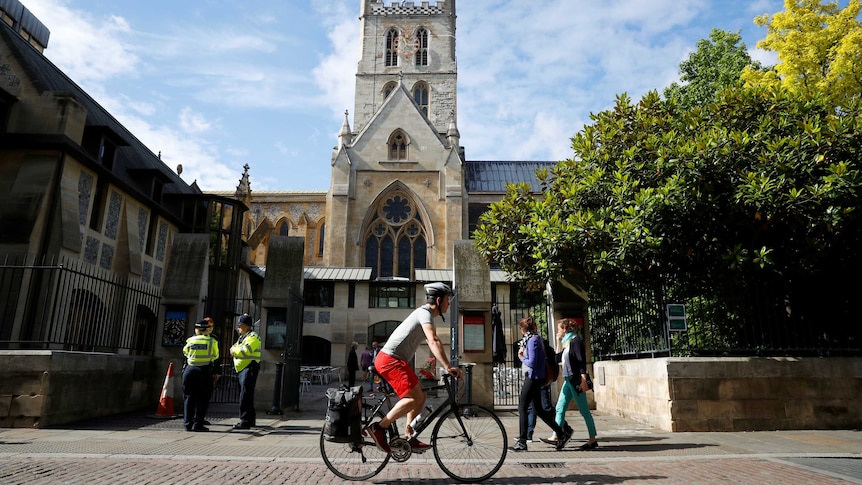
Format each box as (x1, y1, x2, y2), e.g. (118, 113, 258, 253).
(151, 362, 179, 418)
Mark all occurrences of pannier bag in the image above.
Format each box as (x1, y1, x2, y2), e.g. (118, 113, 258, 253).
(323, 385, 363, 443)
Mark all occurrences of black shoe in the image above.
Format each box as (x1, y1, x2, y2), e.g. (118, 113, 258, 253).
(564, 423, 573, 436)
(233, 423, 252, 430)
(202, 420, 211, 425)
(578, 440, 599, 451)
(508, 441, 528, 452)
(555, 431, 572, 451)
(192, 426, 209, 432)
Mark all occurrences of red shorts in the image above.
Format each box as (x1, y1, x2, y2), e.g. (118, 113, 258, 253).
(374, 351, 419, 398)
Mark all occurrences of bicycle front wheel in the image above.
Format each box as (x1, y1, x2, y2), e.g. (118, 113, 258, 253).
(432, 404, 507, 482)
(320, 416, 391, 481)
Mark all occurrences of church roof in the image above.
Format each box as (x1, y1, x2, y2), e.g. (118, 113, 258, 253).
(465, 160, 557, 193)
(0, 22, 196, 197)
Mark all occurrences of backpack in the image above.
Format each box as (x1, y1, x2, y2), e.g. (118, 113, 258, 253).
(323, 385, 363, 443)
(539, 336, 559, 387)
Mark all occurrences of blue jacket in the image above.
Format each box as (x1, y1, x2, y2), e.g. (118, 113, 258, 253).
(521, 334, 546, 380)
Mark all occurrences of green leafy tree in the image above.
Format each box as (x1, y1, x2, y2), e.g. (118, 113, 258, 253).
(664, 29, 762, 109)
(742, 0, 862, 105)
(474, 85, 862, 313)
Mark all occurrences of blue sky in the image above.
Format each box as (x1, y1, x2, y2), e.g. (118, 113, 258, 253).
(21, 0, 785, 192)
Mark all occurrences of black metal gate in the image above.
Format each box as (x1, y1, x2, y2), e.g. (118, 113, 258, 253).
(278, 290, 305, 410)
(205, 298, 258, 403)
(492, 285, 548, 408)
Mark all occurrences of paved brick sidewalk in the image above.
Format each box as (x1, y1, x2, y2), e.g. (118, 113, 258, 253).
(1, 385, 860, 484)
(0, 455, 858, 484)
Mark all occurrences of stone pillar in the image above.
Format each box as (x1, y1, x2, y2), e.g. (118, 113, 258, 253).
(261, 236, 305, 410)
(453, 240, 493, 408)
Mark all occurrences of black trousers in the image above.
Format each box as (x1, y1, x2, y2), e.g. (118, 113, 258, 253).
(237, 361, 260, 425)
(182, 365, 213, 429)
(518, 377, 564, 442)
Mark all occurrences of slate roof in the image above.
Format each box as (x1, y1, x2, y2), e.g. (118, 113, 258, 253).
(0, 21, 197, 198)
(465, 160, 557, 193)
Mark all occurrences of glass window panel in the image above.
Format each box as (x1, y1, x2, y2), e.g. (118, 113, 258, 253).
(222, 203, 233, 231)
(398, 237, 411, 278)
(414, 236, 427, 269)
(365, 237, 379, 280)
(380, 236, 394, 278)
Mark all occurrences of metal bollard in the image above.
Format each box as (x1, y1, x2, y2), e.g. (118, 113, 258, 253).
(268, 360, 284, 415)
(460, 363, 476, 404)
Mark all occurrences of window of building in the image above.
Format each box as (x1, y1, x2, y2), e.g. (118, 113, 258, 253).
(304, 281, 334, 307)
(385, 28, 399, 67)
(388, 130, 408, 160)
(369, 284, 415, 309)
(368, 320, 401, 349)
(275, 218, 291, 236)
(98, 138, 116, 170)
(318, 223, 325, 256)
(88, 179, 107, 231)
(363, 189, 428, 279)
(413, 82, 429, 116)
(415, 27, 429, 66)
(208, 201, 235, 268)
(383, 81, 397, 99)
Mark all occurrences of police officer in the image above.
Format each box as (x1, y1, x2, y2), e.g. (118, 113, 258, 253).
(182, 318, 219, 432)
(230, 314, 261, 429)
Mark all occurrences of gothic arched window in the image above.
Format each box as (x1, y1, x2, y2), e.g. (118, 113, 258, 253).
(388, 130, 408, 160)
(318, 223, 325, 257)
(385, 28, 399, 67)
(383, 81, 397, 99)
(364, 191, 427, 280)
(413, 82, 429, 116)
(415, 27, 429, 66)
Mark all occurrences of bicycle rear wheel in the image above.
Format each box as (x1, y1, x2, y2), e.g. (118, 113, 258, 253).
(431, 404, 507, 482)
(320, 412, 391, 481)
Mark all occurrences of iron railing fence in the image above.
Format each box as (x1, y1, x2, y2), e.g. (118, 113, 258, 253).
(589, 273, 862, 360)
(0, 255, 161, 354)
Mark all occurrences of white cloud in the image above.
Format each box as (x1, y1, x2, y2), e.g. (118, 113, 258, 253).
(179, 107, 212, 135)
(23, 0, 139, 84)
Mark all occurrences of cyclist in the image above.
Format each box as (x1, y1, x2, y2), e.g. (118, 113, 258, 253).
(365, 282, 462, 453)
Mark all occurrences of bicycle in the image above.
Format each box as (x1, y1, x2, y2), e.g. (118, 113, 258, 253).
(320, 372, 508, 482)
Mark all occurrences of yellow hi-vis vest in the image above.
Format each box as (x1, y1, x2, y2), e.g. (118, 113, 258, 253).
(183, 335, 219, 367)
(231, 331, 261, 372)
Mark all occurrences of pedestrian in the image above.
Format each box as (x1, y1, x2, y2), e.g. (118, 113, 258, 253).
(347, 341, 360, 388)
(182, 318, 219, 432)
(368, 340, 380, 391)
(364, 282, 462, 454)
(509, 316, 571, 452)
(541, 317, 598, 450)
(230, 314, 261, 430)
(360, 344, 373, 385)
(526, 381, 554, 442)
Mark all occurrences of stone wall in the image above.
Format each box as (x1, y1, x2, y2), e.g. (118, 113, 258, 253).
(593, 357, 862, 431)
(0, 351, 158, 428)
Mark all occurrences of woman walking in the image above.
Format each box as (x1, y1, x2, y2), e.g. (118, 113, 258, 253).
(542, 317, 598, 450)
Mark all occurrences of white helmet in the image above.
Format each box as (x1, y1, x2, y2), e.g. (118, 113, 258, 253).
(424, 282, 453, 301)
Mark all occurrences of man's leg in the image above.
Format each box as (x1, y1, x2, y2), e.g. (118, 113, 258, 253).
(379, 382, 425, 437)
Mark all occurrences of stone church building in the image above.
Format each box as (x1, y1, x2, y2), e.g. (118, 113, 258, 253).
(211, 0, 558, 376)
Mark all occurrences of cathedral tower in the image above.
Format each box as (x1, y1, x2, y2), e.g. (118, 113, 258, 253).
(353, 0, 457, 136)
(325, 0, 466, 275)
